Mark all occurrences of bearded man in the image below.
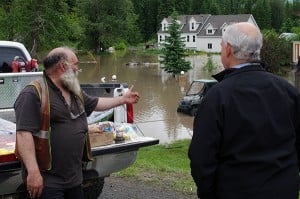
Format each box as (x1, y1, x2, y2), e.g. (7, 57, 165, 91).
(14, 47, 140, 199)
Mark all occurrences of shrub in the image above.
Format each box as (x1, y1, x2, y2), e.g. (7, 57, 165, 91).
(114, 42, 127, 50)
(261, 29, 292, 74)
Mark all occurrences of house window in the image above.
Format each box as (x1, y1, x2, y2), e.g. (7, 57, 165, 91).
(208, 43, 212, 49)
(163, 24, 167, 31)
(160, 35, 163, 42)
(223, 28, 226, 35)
(193, 36, 195, 42)
(187, 35, 190, 42)
(191, 23, 194, 30)
(207, 29, 213, 34)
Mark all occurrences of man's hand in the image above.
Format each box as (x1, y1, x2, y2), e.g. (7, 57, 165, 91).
(16, 131, 43, 198)
(27, 169, 43, 198)
(123, 85, 140, 104)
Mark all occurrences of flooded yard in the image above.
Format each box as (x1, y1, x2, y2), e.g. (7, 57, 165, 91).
(78, 51, 295, 144)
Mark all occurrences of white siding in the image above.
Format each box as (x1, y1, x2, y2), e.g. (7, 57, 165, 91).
(182, 33, 197, 49)
(197, 37, 222, 52)
(157, 33, 169, 49)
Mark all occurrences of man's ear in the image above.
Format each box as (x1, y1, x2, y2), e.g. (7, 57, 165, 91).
(59, 62, 66, 72)
(226, 43, 233, 58)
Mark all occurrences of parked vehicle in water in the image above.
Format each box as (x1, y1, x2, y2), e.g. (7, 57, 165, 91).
(177, 79, 218, 116)
(0, 41, 159, 199)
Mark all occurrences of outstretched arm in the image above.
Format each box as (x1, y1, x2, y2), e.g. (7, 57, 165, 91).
(94, 85, 140, 111)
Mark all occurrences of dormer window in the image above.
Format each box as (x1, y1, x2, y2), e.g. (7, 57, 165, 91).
(163, 23, 168, 31)
(222, 28, 226, 35)
(191, 23, 194, 30)
(207, 29, 213, 35)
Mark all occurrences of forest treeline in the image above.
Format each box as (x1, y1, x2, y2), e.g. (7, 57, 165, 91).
(0, 0, 300, 55)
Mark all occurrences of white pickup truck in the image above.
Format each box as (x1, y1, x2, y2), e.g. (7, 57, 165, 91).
(0, 41, 159, 198)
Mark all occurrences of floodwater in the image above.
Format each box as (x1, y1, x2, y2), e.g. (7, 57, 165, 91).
(77, 51, 295, 144)
(78, 51, 222, 144)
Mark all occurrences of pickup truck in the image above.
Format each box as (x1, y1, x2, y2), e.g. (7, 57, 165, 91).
(0, 41, 159, 199)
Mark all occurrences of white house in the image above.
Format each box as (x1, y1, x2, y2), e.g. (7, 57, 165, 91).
(157, 14, 258, 53)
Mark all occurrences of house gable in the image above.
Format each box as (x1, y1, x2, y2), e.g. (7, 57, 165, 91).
(220, 23, 228, 35)
(161, 19, 168, 31)
(189, 17, 197, 31)
(204, 23, 216, 35)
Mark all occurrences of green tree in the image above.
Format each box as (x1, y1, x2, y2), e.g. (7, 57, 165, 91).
(0, 0, 82, 53)
(157, 0, 175, 25)
(221, 0, 241, 14)
(243, 0, 254, 14)
(202, 54, 218, 72)
(208, 0, 221, 15)
(253, 0, 272, 29)
(195, 0, 211, 14)
(79, 0, 141, 52)
(190, 0, 204, 13)
(174, 0, 192, 14)
(132, 0, 159, 42)
(160, 12, 191, 75)
(270, 0, 285, 31)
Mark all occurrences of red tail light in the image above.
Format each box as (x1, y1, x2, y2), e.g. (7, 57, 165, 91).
(127, 104, 134, 123)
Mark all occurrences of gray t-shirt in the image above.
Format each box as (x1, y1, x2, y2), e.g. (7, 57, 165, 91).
(14, 76, 98, 188)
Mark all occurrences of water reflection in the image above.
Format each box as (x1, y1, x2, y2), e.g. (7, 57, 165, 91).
(78, 51, 296, 144)
(77, 51, 222, 144)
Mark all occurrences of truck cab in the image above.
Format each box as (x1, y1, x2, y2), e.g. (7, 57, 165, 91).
(177, 79, 217, 116)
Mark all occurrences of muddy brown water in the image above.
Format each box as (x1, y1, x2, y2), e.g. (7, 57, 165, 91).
(78, 51, 294, 144)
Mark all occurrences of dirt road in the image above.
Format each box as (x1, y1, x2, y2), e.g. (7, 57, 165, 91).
(99, 176, 197, 199)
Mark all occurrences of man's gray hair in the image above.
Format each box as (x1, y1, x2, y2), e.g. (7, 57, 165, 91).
(223, 23, 262, 60)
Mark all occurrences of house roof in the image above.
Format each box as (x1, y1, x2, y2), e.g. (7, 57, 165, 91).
(158, 14, 255, 36)
(197, 14, 254, 37)
(157, 14, 211, 34)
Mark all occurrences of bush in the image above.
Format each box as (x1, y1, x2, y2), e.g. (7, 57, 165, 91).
(202, 54, 218, 72)
(261, 29, 292, 74)
(114, 42, 127, 50)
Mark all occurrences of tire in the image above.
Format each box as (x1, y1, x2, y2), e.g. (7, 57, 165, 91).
(82, 169, 105, 199)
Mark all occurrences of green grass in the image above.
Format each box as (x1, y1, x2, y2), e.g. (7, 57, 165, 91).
(115, 139, 197, 196)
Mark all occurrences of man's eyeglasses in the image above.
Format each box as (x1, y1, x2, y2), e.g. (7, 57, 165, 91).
(70, 110, 85, 120)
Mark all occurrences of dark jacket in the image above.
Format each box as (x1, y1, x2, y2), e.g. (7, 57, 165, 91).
(188, 63, 300, 199)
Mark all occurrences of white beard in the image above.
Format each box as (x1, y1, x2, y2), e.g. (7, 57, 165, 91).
(60, 68, 81, 96)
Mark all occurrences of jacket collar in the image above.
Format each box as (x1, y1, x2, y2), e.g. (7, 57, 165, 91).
(212, 61, 265, 82)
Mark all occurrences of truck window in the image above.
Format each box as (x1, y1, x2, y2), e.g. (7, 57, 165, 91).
(0, 47, 27, 70)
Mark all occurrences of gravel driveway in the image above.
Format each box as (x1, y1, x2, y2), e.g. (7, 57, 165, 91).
(99, 176, 197, 199)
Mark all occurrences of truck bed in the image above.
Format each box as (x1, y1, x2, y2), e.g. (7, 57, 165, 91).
(0, 131, 158, 195)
